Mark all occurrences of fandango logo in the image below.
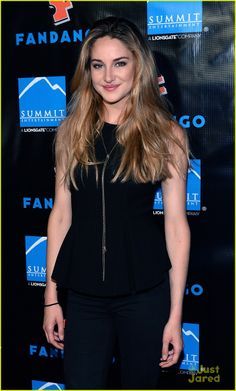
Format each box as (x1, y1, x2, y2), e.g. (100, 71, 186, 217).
(23, 197, 53, 209)
(32, 380, 65, 390)
(18, 76, 66, 128)
(185, 283, 204, 296)
(25, 236, 47, 283)
(16, 29, 90, 46)
(49, 1, 73, 25)
(30, 344, 64, 359)
(147, 1, 202, 35)
(175, 115, 206, 129)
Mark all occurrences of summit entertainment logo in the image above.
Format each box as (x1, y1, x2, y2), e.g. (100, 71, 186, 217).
(32, 380, 65, 390)
(153, 159, 201, 212)
(147, 2, 202, 35)
(180, 323, 200, 371)
(18, 76, 66, 128)
(25, 236, 47, 285)
(186, 159, 201, 210)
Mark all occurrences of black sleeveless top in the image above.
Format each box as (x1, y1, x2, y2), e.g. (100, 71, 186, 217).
(52, 122, 171, 297)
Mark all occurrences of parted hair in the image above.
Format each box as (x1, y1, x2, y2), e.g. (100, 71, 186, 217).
(55, 16, 190, 188)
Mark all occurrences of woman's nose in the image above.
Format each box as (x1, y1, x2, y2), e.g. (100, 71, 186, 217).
(104, 66, 115, 83)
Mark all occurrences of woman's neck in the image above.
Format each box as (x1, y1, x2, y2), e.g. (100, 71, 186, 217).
(103, 100, 127, 125)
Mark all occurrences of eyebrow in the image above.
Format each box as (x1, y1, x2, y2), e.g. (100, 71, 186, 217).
(90, 56, 130, 62)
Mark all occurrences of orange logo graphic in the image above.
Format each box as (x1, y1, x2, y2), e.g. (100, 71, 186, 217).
(158, 75, 167, 95)
(49, 1, 73, 25)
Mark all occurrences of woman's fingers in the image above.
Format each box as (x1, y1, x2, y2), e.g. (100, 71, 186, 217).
(58, 320, 65, 342)
(43, 305, 65, 349)
(161, 339, 169, 361)
(159, 346, 182, 367)
(47, 327, 64, 349)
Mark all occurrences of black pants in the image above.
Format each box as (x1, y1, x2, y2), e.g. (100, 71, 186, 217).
(64, 275, 170, 389)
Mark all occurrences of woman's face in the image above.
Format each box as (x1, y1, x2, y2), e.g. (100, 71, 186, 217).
(90, 36, 135, 110)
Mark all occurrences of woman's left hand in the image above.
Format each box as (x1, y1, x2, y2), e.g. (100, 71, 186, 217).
(159, 319, 183, 368)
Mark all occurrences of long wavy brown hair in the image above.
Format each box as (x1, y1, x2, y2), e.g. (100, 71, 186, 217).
(55, 17, 190, 188)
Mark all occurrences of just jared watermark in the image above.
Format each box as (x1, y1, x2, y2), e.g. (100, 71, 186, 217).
(188, 365, 220, 383)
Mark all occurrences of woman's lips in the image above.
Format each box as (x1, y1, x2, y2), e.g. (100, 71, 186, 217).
(103, 84, 120, 91)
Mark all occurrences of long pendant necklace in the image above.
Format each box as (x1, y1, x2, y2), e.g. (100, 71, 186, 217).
(99, 128, 118, 282)
(99, 127, 118, 160)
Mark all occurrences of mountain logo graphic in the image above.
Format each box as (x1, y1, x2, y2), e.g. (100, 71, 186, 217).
(25, 236, 47, 282)
(187, 159, 201, 211)
(153, 159, 201, 211)
(32, 380, 65, 390)
(180, 323, 200, 371)
(18, 76, 66, 128)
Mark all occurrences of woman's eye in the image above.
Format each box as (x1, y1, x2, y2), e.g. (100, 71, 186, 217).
(115, 61, 127, 67)
(92, 63, 103, 69)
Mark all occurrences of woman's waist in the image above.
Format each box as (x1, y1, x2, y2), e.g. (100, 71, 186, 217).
(71, 209, 159, 223)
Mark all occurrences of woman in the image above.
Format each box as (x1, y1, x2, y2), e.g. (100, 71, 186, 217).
(43, 17, 191, 389)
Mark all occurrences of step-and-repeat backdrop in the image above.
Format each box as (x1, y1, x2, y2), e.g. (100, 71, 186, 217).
(2, 1, 234, 390)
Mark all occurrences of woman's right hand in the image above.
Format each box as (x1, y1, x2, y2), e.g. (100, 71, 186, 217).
(43, 304, 65, 350)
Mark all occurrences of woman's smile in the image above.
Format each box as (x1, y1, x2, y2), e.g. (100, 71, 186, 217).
(103, 84, 121, 92)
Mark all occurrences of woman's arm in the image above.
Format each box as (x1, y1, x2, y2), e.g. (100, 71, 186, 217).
(43, 167, 72, 349)
(159, 124, 191, 368)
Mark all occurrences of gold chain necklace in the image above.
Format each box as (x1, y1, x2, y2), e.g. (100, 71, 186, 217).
(99, 126, 118, 159)
(99, 125, 118, 281)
